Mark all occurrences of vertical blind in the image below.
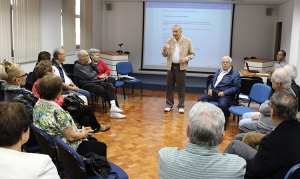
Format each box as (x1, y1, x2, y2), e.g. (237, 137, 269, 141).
(80, 0, 93, 51)
(0, 0, 12, 61)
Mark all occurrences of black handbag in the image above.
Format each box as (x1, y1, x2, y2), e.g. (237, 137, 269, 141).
(82, 152, 118, 179)
(62, 94, 84, 111)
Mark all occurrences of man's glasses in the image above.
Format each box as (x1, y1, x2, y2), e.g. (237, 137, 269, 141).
(14, 73, 28, 81)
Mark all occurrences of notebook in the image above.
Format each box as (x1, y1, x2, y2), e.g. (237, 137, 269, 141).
(245, 62, 259, 73)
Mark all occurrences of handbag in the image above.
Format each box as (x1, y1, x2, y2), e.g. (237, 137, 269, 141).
(82, 152, 118, 179)
(62, 94, 84, 111)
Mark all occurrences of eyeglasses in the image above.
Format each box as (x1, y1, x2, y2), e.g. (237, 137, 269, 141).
(222, 61, 231, 64)
(14, 73, 28, 81)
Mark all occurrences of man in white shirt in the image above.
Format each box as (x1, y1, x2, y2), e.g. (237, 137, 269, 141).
(52, 48, 90, 103)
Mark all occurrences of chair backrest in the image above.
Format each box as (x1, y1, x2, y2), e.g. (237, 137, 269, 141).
(30, 123, 56, 158)
(206, 75, 214, 91)
(248, 83, 272, 104)
(63, 64, 75, 75)
(240, 77, 263, 95)
(116, 62, 133, 76)
(55, 136, 87, 179)
(284, 164, 300, 179)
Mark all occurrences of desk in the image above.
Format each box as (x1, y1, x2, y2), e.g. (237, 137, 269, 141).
(239, 68, 270, 83)
(244, 58, 276, 73)
(99, 51, 129, 77)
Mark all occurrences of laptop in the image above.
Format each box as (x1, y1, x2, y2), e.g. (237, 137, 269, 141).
(245, 62, 259, 73)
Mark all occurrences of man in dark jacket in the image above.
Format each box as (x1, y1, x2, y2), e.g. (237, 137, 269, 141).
(198, 56, 241, 119)
(224, 90, 300, 179)
(74, 50, 126, 119)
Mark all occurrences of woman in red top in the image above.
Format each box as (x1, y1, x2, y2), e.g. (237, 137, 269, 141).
(88, 48, 116, 87)
(32, 60, 110, 132)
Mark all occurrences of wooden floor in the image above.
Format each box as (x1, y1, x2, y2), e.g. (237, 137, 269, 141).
(92, 89, 240, 179)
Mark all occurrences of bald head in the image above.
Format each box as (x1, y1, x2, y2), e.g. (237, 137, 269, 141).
(77, 50, 89, 64)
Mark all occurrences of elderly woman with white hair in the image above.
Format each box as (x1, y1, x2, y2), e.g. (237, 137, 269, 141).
(88, 48, 116, 87)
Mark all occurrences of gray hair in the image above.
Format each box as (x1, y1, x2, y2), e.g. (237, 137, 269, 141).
(52, 48, 63, 59)
(77, 50, 87, 58)
(272, 68, 291, 89)
(283, 64, 297, 81)
(269, 90, 298, 121)
(222, 56, 232, 63)
(172, 25, 182, 31)
(188, 102, 225, 149)
(88, 48, 100, 57)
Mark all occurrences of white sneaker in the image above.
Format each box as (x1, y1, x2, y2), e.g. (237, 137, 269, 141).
(164, 107, 173, 112)
(179, 108, 184, 114)
(110, 112, 126, 119)
(110, 106, 123, 113)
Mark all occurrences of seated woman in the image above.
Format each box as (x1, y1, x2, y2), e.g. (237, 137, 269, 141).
(88, 48, 116, 87)
(31, 51, 51, 84)
(0, 60, 38, 146)
(0, 102, 60, 178)
(32, 60, 110, 132)
(33, 74, 107, 157)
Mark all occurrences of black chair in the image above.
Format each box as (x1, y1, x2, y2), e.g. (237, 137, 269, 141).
(244, 57, 249, 59)
(25, 72, 33, 91)
(55, 136, 129, 179)
(72, 75, 109, 112)
(63, 64, 75, 75)
(250, 56, 257, 59)
(0, 80, 5, 101)
(30, 123, 62, 172)
(284, 163, 300, 179)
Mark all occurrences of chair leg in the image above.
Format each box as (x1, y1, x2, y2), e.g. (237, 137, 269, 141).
(224, 116, 229, 131)
(91, 96, 95, 113)
(132, 84, 134, 93)
(140, 82, 143, 96)
(122, 85, 125, 99)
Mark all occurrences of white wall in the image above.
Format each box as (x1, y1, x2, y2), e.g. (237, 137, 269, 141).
(21, 0, 299, 82)
(101, 2, 278, 77)
(278, 0, 300, 84)
(232, 4, 277, 70)
(101, 2, 143, 74)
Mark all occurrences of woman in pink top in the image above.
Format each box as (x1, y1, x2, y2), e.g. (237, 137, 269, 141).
(32, 60, 110, 132)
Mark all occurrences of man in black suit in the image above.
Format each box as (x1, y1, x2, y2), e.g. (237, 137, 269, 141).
(224, 90, 300, 179)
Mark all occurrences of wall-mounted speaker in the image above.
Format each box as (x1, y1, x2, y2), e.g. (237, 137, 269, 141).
(266, 8, 273, 16)
(106, 3, 112, 11)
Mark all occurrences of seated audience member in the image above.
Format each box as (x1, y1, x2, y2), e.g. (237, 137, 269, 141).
(235, 68, 295, 140)
(240, 111, 300, 151)
(0, 60, 38, 146)
(283, 64, 299, 97)
(198, 56, 241, 120)
(158, 102, 246, 179)
(33, 74, 107, 157)
(224, 90, 300, 179)
(31, 51, 51, 84)
(32, 60, 110, 132)
(270, 50, 288, 74)
(74, 50, 126, 119)
(0, 102, 60, 179)
(52, 48, 90, 103)
(88, 48, 116, 87)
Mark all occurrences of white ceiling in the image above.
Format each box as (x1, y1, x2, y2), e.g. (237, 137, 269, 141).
(101, 0, 290, 6)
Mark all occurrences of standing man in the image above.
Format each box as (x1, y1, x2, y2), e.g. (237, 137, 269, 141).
(270, 50, 287, 74)
(162, 25, 195, 114)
